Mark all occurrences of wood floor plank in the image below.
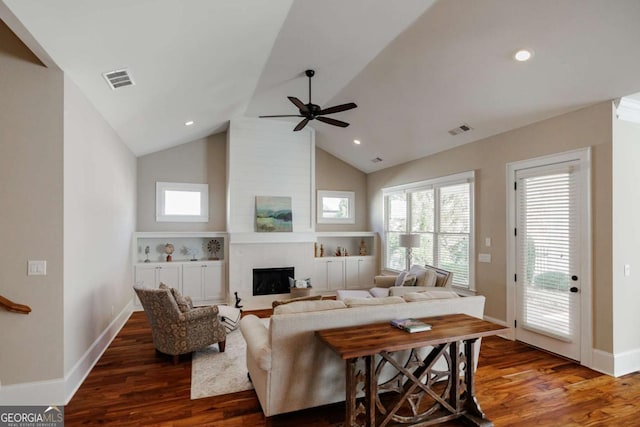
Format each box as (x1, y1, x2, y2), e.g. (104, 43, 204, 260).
(64, 311, 640, 426)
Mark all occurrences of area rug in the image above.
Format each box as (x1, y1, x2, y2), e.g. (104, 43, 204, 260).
(190, 318, 267, 399)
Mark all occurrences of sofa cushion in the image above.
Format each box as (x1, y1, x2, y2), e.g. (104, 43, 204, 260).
(273, 300, 346, 315)
(272, 294, 322, 308)
(369, 287, 390, 298)
(343, 296, 406, 307)
(403, 289, 460, 302)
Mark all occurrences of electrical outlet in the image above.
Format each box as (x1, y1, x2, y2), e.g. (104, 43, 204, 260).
(624, 264, 631, 277)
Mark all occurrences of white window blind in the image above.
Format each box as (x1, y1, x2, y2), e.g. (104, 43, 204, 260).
(517, 169, 577, 340)
(383, 171, 474, 289)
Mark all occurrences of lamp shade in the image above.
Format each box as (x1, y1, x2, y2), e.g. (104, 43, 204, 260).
(398, 233, 420, 248)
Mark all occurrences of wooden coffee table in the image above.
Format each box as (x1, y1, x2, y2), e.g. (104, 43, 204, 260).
(316, 313, 509, 427)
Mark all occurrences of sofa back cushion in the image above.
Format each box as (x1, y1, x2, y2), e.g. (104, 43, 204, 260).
(273, 299, 346, 315)
(402, 289, 460, 302)
(344, 296, 406, 307)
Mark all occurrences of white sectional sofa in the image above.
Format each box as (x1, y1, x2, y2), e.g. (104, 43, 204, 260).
(240, 294, 486, 417)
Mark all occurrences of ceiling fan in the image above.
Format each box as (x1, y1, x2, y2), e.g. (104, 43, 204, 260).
(259, 69, 357, 131)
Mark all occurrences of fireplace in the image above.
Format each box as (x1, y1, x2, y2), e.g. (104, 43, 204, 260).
(253, 267, 294, 296)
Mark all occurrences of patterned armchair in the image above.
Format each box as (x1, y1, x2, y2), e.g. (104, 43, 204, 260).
(134, 285, 226, 364)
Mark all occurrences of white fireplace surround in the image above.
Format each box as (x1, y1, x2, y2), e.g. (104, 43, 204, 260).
(226, 118, 316, 309)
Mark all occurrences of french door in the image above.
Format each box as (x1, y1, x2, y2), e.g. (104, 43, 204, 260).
(510, 151, 590, 362)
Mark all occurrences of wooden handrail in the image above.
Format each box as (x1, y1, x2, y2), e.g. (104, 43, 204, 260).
(0, 295, 31, 314)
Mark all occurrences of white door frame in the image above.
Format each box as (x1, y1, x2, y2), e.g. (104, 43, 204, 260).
(506, 148, 592, 367)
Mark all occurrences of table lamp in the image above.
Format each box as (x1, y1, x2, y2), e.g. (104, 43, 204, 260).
(398, 233, 421, 270)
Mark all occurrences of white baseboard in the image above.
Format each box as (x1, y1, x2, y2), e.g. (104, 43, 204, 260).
(591, 348, 614, 376)
(483, 315, 513, 340)
(0, 301, 133, 405)
(590, 347, 640, 377)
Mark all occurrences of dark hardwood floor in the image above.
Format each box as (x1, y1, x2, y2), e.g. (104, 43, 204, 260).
(65, 311, 640, 426)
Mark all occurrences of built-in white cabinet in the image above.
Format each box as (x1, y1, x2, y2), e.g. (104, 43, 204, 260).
(182, 262, 225, 303)
(314, 258, 346, 291)
(135, 263, 181, 290)
(345, 256, 376, 289)
(132, 232, 228, 307)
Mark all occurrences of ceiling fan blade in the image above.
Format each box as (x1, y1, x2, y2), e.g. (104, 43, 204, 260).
(316, 116, 349, 128)
(293, 118, 310, 131)
(288, 96, 309, 113)
(318, 102, 357, 115)
(259, 114, 304, 118)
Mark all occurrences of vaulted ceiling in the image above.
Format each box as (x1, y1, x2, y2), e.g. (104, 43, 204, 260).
(3, 0, 640, 173)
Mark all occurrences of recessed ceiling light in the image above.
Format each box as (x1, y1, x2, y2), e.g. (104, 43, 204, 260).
(353, 139, 361, 145)
(514, 49, 533, 62)
(184, 120, 194, 126)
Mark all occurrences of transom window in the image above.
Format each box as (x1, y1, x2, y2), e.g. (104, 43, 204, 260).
(156, 182, 209, 222)
(383, 171, 475, 290)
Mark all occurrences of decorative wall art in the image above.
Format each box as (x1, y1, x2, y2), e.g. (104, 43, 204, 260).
(255, 196, 293, 232)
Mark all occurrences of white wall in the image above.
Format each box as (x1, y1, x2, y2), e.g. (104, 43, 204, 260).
(227, 118, 315, 234)
(63, 76, 136, 395)
(612, 107, 640, 358)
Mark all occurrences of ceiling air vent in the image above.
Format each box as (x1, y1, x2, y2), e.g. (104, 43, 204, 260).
(371, 157, 384, 163)
(448, 124, 473, 136)
(102, 69, 134, 90)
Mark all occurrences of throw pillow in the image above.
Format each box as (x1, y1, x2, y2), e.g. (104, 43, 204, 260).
(343, 296, 406, 307)
(394, 271, 408, 287)
(288, 277, 311, 288)
(273, 300, 346, 315)
(423, 269, 438, 287)
(401, 273, 417, 286)
(272, 294, 322, 308)
(217, 305, 242, 333)
(170, 287, 191, 313)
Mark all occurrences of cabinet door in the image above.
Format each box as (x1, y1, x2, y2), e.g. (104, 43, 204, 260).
(327, 259, 345, 290)
(358, 258, 376, 286)
(345, 258, 361, 289)
(204, 263, 225, 301)
(134, 265, 158, 289)
(182, 264, 204, 301)
(157, 264, 181, 289)
(313, 260, 329, 291)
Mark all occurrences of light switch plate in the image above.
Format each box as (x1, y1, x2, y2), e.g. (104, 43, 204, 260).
(28, 260, 47, 276)
(478, 253, 492, 263)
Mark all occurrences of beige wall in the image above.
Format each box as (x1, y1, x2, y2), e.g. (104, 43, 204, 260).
(368, 102, 613, 352)
(137, 133, 227, 231)
(315, 147, 368, 231)
(0, 20, 64, 385)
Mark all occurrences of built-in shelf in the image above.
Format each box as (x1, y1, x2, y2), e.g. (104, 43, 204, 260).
(132, 231, 227, 264)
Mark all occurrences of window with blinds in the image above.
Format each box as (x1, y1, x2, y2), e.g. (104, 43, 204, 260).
(517, 168, 577, 340)
(383, 172, 474, 289)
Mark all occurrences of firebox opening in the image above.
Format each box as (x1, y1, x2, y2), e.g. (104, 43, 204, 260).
(253, 267, 294, 296)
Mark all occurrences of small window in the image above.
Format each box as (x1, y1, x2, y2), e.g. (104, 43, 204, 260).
(156, 182, 208, 222)
(317, 191, 355, 224)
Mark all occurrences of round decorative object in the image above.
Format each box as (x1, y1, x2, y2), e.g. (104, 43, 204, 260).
(164, 243, 174, 262)
(207, 239, 221, 260)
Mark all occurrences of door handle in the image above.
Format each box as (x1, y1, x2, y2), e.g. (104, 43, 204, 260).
(570, 286, 579, 293)
(571, 275, 578, 281)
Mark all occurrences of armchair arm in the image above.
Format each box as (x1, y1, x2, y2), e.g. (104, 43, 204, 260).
(374, 275, 397, 287)
(183, 305, 219, 322)
(240, 315, 271, 371)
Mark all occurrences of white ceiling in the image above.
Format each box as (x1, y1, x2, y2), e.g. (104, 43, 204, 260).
(3, 0, 640, 173)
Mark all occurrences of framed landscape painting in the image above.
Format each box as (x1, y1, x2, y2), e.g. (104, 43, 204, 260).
(255, 196, 293, 232)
